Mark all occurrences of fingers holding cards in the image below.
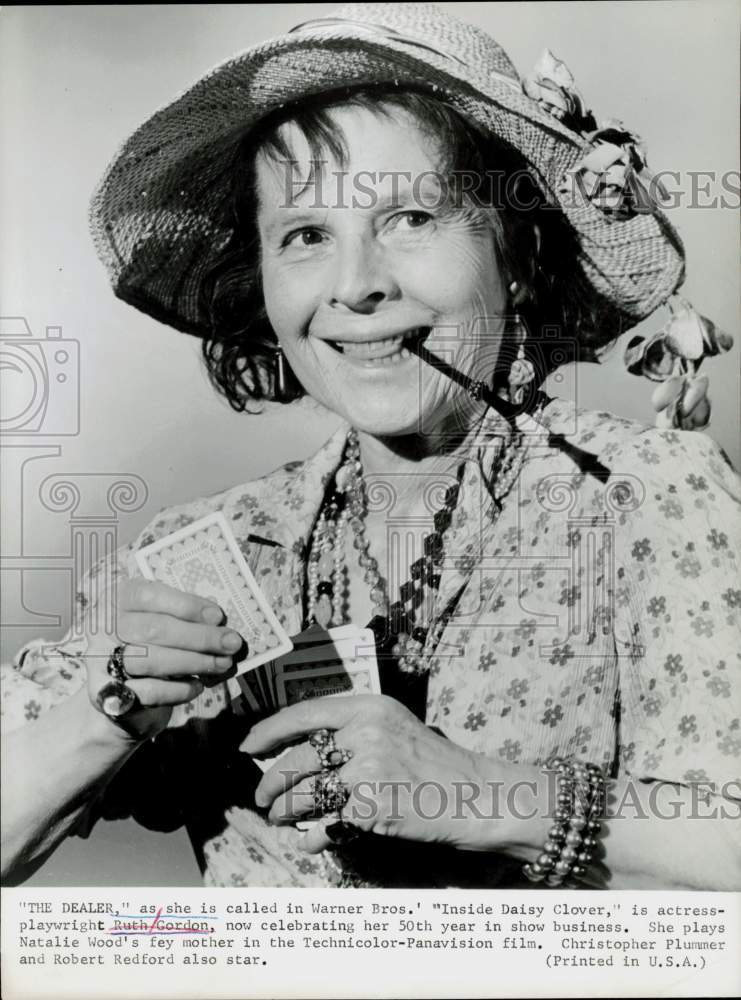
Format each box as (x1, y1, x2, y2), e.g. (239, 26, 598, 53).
(135, 512, 293, 673)
(119, 643, 235, 680)
(121, 577, 225, 625)
(119, 611, 242, 658)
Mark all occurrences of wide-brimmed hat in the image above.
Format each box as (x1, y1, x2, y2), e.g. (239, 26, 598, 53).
(90, 1, 685, 339)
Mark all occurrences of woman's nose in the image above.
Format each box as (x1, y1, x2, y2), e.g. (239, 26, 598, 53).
(328, 235, 399, 312)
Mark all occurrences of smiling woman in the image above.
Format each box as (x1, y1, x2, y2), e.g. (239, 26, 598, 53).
(1, 2, 740, 894)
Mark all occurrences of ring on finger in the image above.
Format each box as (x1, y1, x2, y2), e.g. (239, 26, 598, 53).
(312, 771, 350, 815)
(96, 679, 139, 720)
(322, 746, 353, 768)
(96, 643, 139, 723)
(308, 729, 353, 770)
(106, 643, 131, 681)
(309, 728, 332, 750)
(96, 643, 137, 720)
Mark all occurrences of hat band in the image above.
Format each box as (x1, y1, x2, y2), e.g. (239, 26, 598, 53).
(288, 15, 523, 93)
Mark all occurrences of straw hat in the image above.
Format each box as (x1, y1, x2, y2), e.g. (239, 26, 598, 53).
(89, 2, 685, 339)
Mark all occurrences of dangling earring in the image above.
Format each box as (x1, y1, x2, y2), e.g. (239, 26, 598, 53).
(272, 346, 301, 402)
(506, 284, 535, 406)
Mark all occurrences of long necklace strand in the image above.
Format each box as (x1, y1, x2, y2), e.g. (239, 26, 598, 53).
(307, 412, 540, 675)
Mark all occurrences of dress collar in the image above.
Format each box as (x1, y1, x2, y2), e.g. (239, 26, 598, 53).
(228, 399, 569, 557)
(223, 420, 350, 553)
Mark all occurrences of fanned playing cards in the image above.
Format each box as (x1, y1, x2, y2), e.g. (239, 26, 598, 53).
(237, 624, 380, 719)
(134, 511, 293, 673)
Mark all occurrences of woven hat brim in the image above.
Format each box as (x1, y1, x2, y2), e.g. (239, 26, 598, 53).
(90, 30, 684, 339)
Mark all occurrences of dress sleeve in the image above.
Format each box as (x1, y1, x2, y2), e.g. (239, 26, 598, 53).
(0, 543, 195, 836)
(610, 429, 741, 798)
(1, 547, 130, 733)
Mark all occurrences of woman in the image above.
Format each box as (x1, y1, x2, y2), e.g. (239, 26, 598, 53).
(2, 2, 739, 890)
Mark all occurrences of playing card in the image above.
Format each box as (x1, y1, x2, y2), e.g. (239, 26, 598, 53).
(276, 660, 378, 706)
(278, 636, 377, 673)
(134, 511, 293, 673)
(290, 624, 376, 653)
(252, 663, 274, 709)
(241, 669, 264, 708)
(234, 674, 260, 715)
(274, 627, 380, 706)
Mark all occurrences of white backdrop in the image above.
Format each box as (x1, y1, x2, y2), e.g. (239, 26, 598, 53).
(1, 2, 739, 884)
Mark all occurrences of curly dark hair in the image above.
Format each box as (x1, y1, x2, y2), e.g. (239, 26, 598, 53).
(199, 86, 621, 412)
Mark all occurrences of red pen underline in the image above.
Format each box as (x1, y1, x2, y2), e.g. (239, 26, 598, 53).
(107, 907, 213, 936)
(108, 930, 212, 935)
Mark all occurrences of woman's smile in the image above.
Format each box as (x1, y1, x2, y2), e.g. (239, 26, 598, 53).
(331, 336, 412, 364)
(326, 326, 429, 364)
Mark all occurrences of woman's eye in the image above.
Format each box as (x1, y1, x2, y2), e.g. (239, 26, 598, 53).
(390, 211, 433, 231)
(284, 228, 325, 248)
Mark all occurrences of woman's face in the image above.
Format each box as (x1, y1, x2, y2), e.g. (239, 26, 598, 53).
(256, 105, 508, 439)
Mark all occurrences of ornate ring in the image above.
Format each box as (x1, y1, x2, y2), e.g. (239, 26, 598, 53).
(312, 771, 350, 815)
(325, 820, 361, 846)
(308, 728, 332, 749)
(96, 679, 139, 720)
(308, 729, 353, 770)
(107, 644, 130, 681)
(97, 644, 138, 720)
(322, 745, 353, 768)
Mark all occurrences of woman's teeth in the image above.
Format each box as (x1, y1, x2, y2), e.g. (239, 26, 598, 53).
(330, 328, 427, 364)
(339, 335, 410, 363)
(342, 335, 403, 356)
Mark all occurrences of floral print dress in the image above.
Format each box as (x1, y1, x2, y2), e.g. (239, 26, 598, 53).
(3, 398, 740, 887)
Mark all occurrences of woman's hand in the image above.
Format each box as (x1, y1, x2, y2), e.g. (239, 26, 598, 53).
(85, 578, 243, 741)
(242, 694, 490, 854)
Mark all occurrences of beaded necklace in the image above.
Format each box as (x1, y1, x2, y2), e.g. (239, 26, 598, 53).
(306, 411, 538, 676)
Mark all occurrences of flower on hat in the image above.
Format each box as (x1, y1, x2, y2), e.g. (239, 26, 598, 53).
(560, 121, 669, 220)
(649, 375, 711, 430)
(523, 50, 596, 133)
(524, 49, 669, 221)
(624, 296, 734, 429)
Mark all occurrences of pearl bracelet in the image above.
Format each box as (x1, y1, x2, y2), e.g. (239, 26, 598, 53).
(523, 756, 606, 887)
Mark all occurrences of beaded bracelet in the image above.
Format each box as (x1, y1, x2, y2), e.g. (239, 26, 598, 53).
(523, 757, 606, 887)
